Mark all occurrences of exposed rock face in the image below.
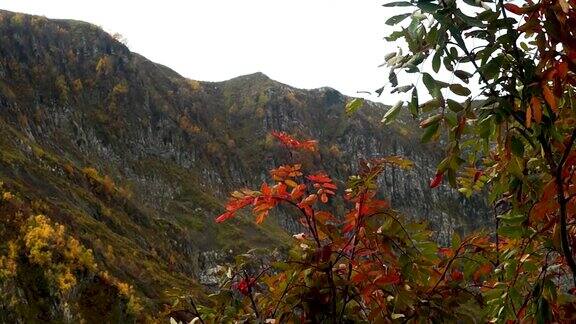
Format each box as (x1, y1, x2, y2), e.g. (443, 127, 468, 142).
(0, 10, 490, 319)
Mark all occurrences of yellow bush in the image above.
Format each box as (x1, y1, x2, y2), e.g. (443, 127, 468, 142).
(0, 241, 18, 280)
(22, 215, 97, 293)
(112, 81, 129, 95)
(2, 191, 14, 201)
(95, 56, 112, 75)
(57, 269, 76, 292)
(82, 167, 100, 181)
(187, 79, 201, 91)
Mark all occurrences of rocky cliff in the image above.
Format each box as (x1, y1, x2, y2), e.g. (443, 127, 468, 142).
(0, 10, 489, 321)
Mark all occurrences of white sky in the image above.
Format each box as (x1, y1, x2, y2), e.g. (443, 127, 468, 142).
(1, 1, 406, 103)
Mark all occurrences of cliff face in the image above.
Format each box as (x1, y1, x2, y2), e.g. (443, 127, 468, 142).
(0, 10, 489, 320)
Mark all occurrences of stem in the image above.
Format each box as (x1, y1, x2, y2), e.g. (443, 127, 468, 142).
(540, 129, 576, 287)
(188, 298, 206, 324)
(243, 270, 261, 320)
(338, 192, 365, 323)
(248, 290, 260, 320)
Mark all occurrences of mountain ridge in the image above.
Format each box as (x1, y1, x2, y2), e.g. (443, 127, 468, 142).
(0, 9, 489, 321)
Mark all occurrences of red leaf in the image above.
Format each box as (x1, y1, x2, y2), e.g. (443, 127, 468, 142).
(429, 171, 444, 188)
(374, 271, 401, 285)
(233, 277, 256, 296)
(450, 269, 464, 281)
(215, 211, 234, 223)
(271, 131, 317, 152)
(438, 247, 454, 258)
(473, 170, 483, 183)
(503, 3, 524, 15)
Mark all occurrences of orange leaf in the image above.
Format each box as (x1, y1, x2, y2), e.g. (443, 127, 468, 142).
(542, 84, 558, 112)
(255, 211, 269, 224)
(530, 96, 542, 123)
(525, 105, 532, 128)
(290, 184, 306, 200)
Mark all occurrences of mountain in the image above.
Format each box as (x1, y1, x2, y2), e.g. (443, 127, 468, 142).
(0, 10, 489, 321)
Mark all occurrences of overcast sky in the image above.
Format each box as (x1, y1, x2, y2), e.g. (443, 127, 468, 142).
(1, 1, 408, 103)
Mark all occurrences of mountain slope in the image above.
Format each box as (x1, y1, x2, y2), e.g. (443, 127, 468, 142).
(0, 10, 489, 321)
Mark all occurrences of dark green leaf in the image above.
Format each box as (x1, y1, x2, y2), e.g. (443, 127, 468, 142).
(382, 1, 413, 7)
(447, 99, 464, 112)
(386, 13, 412, 25)
(511, 136, 525, 157)
(449, 84, 471, 96)
(417, 2, 441, 13)
(482, 56, 503, 80)
(422, 73, 437, 96)
(432, 51, 441, 73)
(454, 70, 472, 83)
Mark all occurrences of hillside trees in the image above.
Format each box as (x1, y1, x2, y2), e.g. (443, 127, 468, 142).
(198, 0, 576, 322)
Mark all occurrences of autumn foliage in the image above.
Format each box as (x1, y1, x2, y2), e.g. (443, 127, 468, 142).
(204, 132, 495, 322)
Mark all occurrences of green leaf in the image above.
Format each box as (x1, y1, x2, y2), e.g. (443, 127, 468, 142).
(432, 51, 442, 73)
(392, 85, 414, 93)
(382, 1, 413, 7)
(386, 13, 412, 25)
(454, 70, 472, 83)
(455, 9, 484, 27)
(498, 225, 524, 239)
(417, 2, 441, 13)
(389, 71, 398, 87)
(420, 114, 442, 128)
(498, 213, 526, 226)
(451, 232, 461, 249)
(381, 101, 403, 125)
(449, 84, 471, 96)
(447, 99, 464, 112)
(345, 98, 364, 115)
(385, 30, 405, 41)
(421, 121, 440, 143)
(408, 87, 419, 116)
(420, 98, 442, 112)
(422, 73, 437, 96)
(482, 56, 503, 80)
(511, 136, 525, 157)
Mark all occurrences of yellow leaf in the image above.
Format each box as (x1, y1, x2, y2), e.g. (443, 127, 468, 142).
(255, 211, 268, 224)
(284, 179, 298, 188)
(559, 0, 570, 13)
